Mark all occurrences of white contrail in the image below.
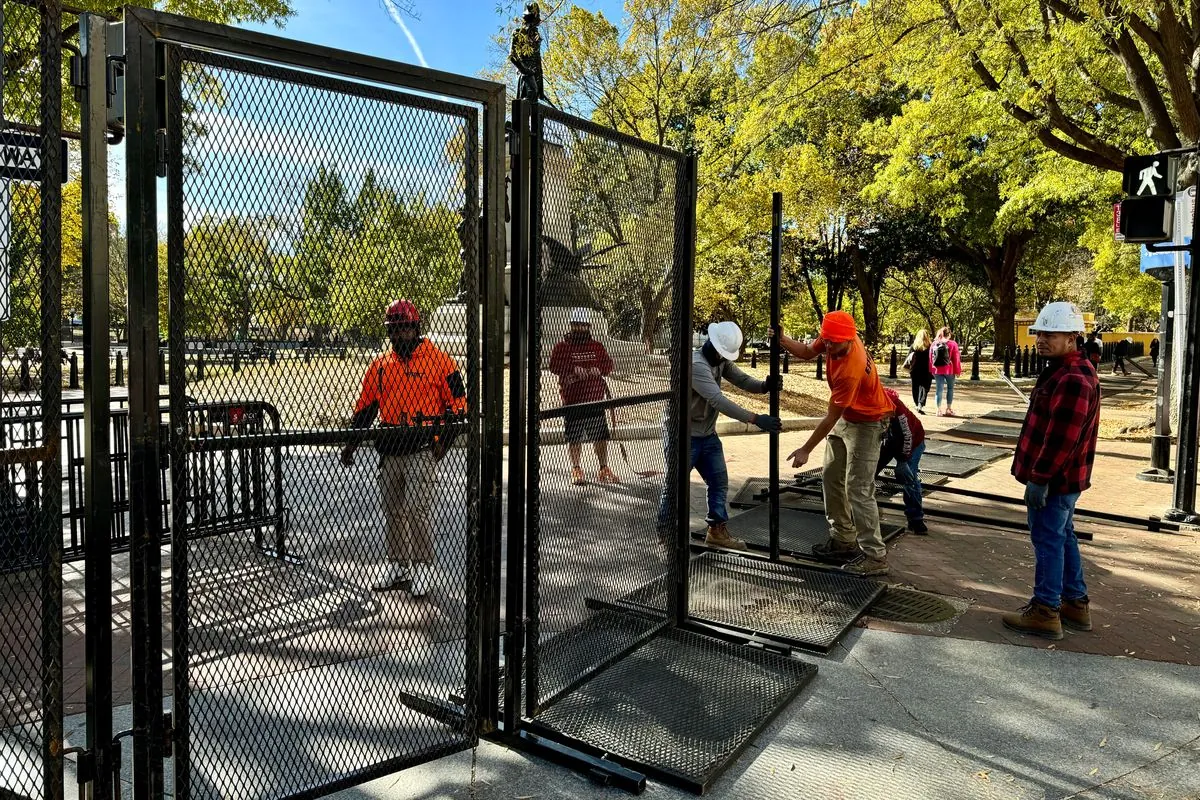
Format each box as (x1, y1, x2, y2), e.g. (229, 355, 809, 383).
(381, 0, 428, 68)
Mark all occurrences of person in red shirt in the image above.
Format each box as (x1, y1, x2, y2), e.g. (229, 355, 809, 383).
(1003, 302, 1100, 641)
(341, 299, 467, 595)
(548, 308, 619, 486)
(775, 310, 895, 576)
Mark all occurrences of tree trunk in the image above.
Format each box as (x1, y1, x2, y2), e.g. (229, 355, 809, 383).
(850, 247, 882, 346)
(983, 232, 1030, 359)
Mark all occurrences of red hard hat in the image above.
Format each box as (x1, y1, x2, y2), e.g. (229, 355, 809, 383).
(385, 299, 420, 324)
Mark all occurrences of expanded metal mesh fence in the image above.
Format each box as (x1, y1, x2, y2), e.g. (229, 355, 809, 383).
(0, 1, 65, 798)
(164, 45, 484, 798)
(524, 106, 689, 715)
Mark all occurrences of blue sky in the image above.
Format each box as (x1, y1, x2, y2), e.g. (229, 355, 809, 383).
(242, 0, 626, 79)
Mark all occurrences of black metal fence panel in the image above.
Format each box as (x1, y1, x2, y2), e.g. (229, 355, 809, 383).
(523, 104, 689, 716)
(163, 42, 486, 798)
(0, 1, 65, 798)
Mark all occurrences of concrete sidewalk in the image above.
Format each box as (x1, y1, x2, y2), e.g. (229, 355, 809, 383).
(329, 629, 1200, 799)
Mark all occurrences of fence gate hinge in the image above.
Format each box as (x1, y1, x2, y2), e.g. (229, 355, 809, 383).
(155, 129, 168, 178)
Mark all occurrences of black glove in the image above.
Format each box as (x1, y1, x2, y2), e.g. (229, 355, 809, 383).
(762, 374, 784, 392)
(753, 414, 782, 433)
(1024, 482, 1048, 510)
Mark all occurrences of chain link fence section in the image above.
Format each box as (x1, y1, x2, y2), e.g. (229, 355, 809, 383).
(524, 106, 688, 715)
(164, 45, 483, 798)
(0, 1, 65, 798)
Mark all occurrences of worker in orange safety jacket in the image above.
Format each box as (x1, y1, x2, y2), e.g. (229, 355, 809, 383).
(341, 299, 467, 595)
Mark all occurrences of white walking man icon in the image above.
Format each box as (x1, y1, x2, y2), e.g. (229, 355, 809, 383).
(1137, 160, 1163, 195)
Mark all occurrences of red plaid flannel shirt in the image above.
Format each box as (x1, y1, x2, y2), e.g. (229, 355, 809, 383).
(1011, 349, 1101, 494)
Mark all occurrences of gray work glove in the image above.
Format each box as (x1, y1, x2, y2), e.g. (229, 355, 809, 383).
(1024, 482, 1048, 510)
(753, 414, 782, 433)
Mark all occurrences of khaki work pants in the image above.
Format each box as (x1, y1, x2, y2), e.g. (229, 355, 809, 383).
(379, 450, 437, 563)
(822, 418, 887, 560)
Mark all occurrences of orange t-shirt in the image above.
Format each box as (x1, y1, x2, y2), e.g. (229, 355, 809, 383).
(823, 337, 893, 423)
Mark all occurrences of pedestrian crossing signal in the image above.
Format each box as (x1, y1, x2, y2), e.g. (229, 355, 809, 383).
(1119, 195, 1173, 243)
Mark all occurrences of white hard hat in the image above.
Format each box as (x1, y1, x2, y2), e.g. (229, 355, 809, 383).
(707, 321, 743, 361)
(1029, 301, 1085, 334)
(569, 307, 591, 324)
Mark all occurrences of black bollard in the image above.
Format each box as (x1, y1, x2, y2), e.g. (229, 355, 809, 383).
(815, 354, 823, 381)
(783, 352, 790, 373)
(69, 352, 79, 390)
(889, 345, 898, 379)
(196, 352, 205, 381)
(1003, 346, 1011, 378)
(268, 348, 277, 366)
(19, 351, 31, 391)
(158, 350, 166, 385)
(1023, 346, 1032, 377)
(750, 349, 757, 369)
(970, 344, 981, 381)
(232, 351, 241, 374)
(1017, 346, 1026, 378)
(115, 351, 124, 386)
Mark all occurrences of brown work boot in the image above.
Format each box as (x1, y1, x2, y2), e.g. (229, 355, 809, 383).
(597, 466, 621, 484)
(1002, 600, 1063, 640)
(842, 557, 889, 577)
(571, 466, 585, 486)
(811, 538, 859, 560)
(704, 522, 747, 551)
(1060, 596, 1092, 631)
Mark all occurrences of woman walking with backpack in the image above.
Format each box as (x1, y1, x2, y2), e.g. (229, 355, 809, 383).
(930, 325, 962, 417)
(906, 329, 934, 414)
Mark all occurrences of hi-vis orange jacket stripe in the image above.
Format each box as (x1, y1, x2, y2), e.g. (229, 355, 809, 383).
(353, 340, 466, 425)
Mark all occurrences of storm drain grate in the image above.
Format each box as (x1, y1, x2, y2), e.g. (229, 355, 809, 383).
(716, 504, 905, 559)
(622, 552, 883, 652)
(867, 587, 959, 623)
(533, 626, 817, 793)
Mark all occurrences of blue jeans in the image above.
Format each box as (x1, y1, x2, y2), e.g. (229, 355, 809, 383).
(935, 374, 955, 408)
(1028, 491, 1088, 608)
(658, 433, 728, 527)
(892, 441, 925, 523)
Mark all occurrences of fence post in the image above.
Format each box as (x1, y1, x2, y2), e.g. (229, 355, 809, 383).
(889, 345, 898, 378)
(1003, 346, 1011, 378)
(815, 354, 823, 381)
(116, 351, 124, 386)
(70, 352, 80, 389)
(970, 344, 980, 381)
(19, 350, 32, 391)
(196, 352, 205, 381)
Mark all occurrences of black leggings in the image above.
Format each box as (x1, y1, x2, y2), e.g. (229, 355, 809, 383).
(912, 381, 930, 408)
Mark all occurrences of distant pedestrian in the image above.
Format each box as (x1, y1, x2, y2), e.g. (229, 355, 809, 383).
(1111, 337, 1130, 376)
(877, 388, 927, 535)
(904, 329, 933, 414)
(1150, 337, 1160, 370)
(1003, 302, 1100, 641)
(1083, 332, 1102, 370)
(548, 307, 619, 486)
(930, 326, 962, 417)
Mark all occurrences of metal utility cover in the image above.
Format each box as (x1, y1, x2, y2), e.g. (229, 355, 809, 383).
(722, 504, 905, 559)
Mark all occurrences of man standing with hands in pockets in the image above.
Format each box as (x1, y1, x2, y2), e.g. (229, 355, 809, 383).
(775, 311, 895, 576)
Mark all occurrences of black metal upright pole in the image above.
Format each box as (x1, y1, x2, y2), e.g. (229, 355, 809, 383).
(768, 192, 782, 561)
(503, 99, 529, 734)
(523, 102, 544, 717)
(1169, 179, 1200, 519)
(123, 13, 167, 798)
(1141, 267, 1174, 483)
(81, 15, 114, 800)
(673, 155, 698, 628)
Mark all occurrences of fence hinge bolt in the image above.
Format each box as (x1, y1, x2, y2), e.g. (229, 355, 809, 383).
(155, 129, 168, 178)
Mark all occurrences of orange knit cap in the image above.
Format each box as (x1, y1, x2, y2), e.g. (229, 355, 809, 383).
(819, 310, 858, 342)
